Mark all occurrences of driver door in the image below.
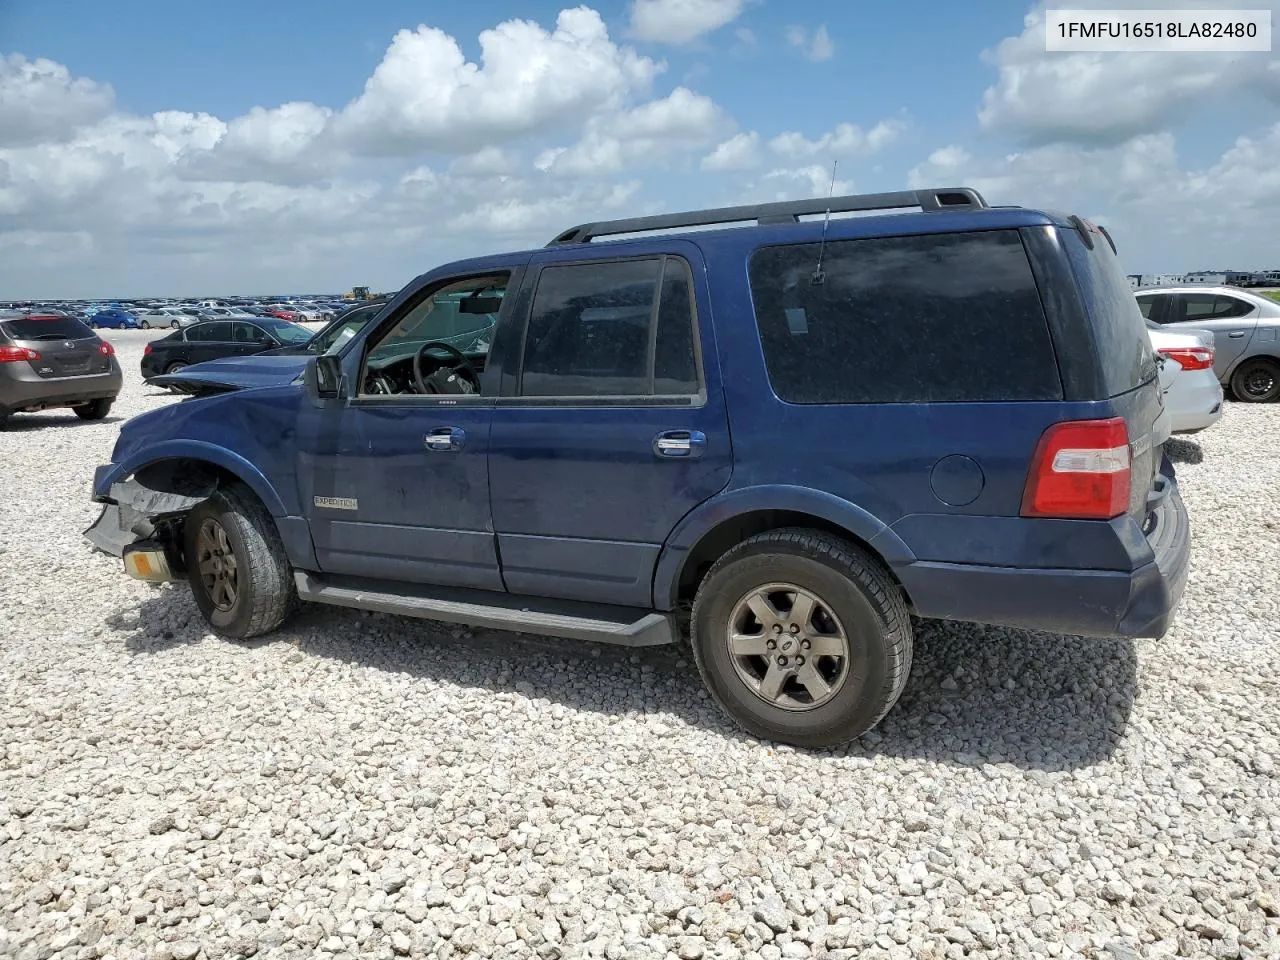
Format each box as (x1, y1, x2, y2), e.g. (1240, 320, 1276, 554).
(302, 269, 517, 590)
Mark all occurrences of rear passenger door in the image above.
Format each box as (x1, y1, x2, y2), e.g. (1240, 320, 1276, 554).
(188, 322, 233, 364)
(487, 246, 731, 607)
(1166, 293, 1259, 378)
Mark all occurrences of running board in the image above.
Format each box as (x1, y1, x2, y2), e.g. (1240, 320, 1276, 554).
(293, 571, 676, 647)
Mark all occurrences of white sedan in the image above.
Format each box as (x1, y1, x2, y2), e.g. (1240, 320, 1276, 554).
(1148, 322, 1223, 435)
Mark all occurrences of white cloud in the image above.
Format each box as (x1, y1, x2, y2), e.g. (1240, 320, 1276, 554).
(535, 86, 729, 177)
(701, 131, 760, 171)
(907, 124, 1280, 270)
(0, 54, 116, 148)
(769, 120, 904, 160)
(786, 24, 835, 62)
(744, 165, 856, 202)
(628, 0, 745, 44)
(449, 146, 523, 178)
(333, 7, 661, 154)
(979, 3, 1280, 145)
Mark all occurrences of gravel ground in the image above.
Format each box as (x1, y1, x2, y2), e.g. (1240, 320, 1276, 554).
(2, 332, 1278, 960)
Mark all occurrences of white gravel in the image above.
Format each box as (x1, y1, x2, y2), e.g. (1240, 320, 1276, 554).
(2, 331, 1278, 960)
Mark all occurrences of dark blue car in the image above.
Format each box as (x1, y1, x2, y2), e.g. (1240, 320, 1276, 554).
(88, 308, 139, 330)
(85, 187, 1190, 747)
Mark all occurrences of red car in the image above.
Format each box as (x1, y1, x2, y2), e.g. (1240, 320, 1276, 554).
(266, 307, 301, 322)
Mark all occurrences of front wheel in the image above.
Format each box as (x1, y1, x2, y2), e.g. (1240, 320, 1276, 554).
(183, 484, 296, 639)
(690, 529, 913, 749)
(1231, 358, 1280, 403)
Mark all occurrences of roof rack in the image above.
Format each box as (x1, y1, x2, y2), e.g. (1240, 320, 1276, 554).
(547, 187, 989, 246)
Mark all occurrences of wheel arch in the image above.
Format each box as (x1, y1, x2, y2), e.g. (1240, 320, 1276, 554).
(654, 486, 916, 611)
(117, 442, 287, 518)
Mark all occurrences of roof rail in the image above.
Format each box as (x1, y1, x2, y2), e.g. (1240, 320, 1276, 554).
(547, 187, 988, 246)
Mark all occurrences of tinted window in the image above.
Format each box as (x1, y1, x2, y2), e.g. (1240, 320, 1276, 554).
(1062, 230, 1157, 395)
(748, 230, 1061, 404)
(186, 322, 230, 342)
(1177, 294, 1253, 321)
(519, 258, 700, 398)
(1136, 295, 1156, 318)
(521, 260, 655, 397)
(1, 316, 94, 340)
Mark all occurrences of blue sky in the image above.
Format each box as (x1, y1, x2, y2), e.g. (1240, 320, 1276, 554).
(1, 0, 1278, 296)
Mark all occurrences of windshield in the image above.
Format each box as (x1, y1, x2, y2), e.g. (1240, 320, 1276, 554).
(2, 316, 95, 340)
(258, 319, 312, 343)
(315, 307, 380, 353)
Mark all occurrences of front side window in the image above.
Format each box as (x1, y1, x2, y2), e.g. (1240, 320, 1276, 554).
(358, 274, 506, 396)
(518, 257, 700, 398)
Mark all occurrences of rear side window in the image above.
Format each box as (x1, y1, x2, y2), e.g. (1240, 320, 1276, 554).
(1061, 231, 1158, 395)
(519, 257, 700, 398)
(748, 230, 1061, 404)
(186, 322, 228, 342)
(1175, 294, 1253, 321)
(1, 316, 94, 340)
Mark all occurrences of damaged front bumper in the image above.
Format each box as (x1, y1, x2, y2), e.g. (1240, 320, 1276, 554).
(84, 472, 213, 580)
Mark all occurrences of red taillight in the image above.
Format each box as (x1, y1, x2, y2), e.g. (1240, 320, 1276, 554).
(1021, 417, 1131, 520)
(143, 343, 152, 355)
(0, 345, 40, 363)
(1159, 346, 1214, 371)
(99, 341, 115, 357)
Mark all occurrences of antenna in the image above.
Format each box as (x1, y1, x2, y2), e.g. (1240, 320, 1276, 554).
(811, 160, 838, 285)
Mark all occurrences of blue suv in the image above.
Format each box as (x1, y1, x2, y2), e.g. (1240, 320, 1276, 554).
(85, 188, 1190, 747)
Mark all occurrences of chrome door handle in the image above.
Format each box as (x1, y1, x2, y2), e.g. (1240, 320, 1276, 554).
(1228, 331, 1246, 338)
(424, 426, 465, 451)
(653, 430, 706, 459)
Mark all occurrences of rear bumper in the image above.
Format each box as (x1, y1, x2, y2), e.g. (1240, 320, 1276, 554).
(0, 367, 121, 413)
(899, 471, 1190, 640)
(1168, 373, 1224, 434)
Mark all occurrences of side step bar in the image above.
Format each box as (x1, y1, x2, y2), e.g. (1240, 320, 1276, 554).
(294, 571, 677, 647)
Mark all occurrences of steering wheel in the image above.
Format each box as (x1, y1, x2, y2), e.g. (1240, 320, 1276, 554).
(412, 340, 480, 395)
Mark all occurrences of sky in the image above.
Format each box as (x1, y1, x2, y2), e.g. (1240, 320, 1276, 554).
(1, 0, 1278, 298)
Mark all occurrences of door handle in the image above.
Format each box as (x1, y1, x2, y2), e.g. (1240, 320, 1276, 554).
(424, 426, 465, 452)
(653, 430, 706, 459)
(1228, 331, 1246, 338)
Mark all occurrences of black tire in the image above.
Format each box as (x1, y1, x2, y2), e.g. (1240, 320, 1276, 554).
(171, 321, 181, 330)
(73, 398, 112, 420)
(140, 320, 151, 330)
(166, 362, 188, 374)
(690, 528, 912, 749)
(183, 484, 296, 639)
(1230, 358, 1280, 403)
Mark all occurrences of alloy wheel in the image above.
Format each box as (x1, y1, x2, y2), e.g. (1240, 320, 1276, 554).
(196, 518, 239, 612)
(726, 582, 851, 711)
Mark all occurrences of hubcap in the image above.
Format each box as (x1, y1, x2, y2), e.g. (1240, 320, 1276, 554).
(1244, 366, 1276, 399)
(726, 583, 850, 711)
(196, 518, 238, 612)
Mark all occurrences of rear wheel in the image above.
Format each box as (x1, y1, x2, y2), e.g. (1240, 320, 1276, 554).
(170, 320, 181, 330)
(690, 528, 912, 748)
(140, 320, 151, 329)
(183, 485, 296, 639)
(165, 362, 187, 374)
(73, 398, 112, 420)
(1231, 358, 1280, 403)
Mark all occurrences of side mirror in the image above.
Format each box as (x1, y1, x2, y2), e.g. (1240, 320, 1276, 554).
(306, 354, 345, 400)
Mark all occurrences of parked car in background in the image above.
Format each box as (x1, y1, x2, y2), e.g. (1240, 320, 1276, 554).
(264, 306, 302, 322)
(148, 300, 392, 396)
(1137, 286, 1280, 402)
(136, 307, 196, 330)
(140, 318, 313, 381)
(0, 311, 122, 423)
(88, 308, 139, 330)
(1147, 322, 1223, 434)
(87, 187, 1189, 749)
